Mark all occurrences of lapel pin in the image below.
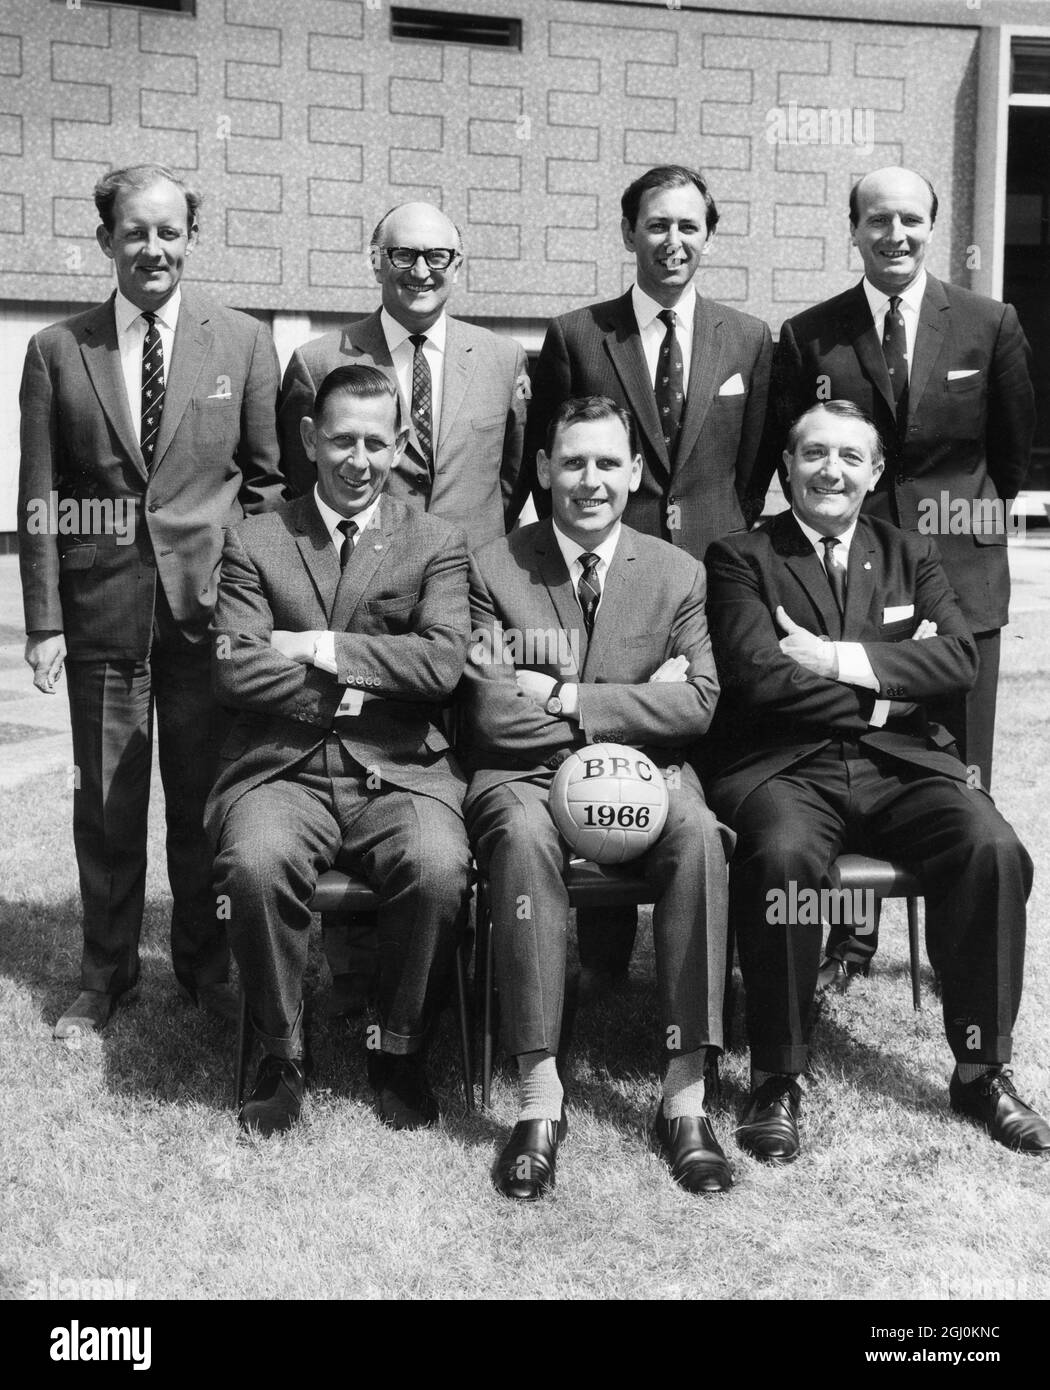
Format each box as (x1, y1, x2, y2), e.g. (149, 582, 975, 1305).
(863, 561, 872, 570)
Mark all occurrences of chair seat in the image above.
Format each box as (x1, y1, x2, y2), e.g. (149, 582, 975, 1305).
(830, 853, 921, 898)
(561, 858, 653, 907)
(309, 869, 380, 914)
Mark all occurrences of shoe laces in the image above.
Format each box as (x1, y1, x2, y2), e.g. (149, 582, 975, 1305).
(975, 1067, 1017, 1100)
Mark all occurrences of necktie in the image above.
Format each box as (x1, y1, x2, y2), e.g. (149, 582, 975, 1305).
(408, 333, 434, 478)
(336, 518, 358, 568)
(578, 552, 601, 636)
(140, 311, 165, 468)
(821, 535, 847, 615)
(655, 308, 685, 463)
(882, 294, 909, 422)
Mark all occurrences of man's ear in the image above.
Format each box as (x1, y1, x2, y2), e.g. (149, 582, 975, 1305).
(392, 425, 411, 461)
(700, 229, 715, 257)
(300, 416, 317, 462)
(620, 216, 636, 254)
(95, 224, 114, 261)
(628, 452, 643, 493)
(186, 220, 199, 252)
(536, 450, 552, 491)
(868, 459, 885, 492)
(369, 245, 383, 286)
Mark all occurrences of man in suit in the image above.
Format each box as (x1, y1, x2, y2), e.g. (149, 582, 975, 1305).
(208, 365, 473, 1137)
(751, 166, 1035, 793)
(278, 200, 528, 1015)
(523, 165, 772, 989)
(704, 400, 1048, 1162)
(18, 164, 283, 1039)
(461, 395, 733, 1199)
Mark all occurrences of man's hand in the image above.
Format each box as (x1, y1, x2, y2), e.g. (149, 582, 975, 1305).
(649, 654, 689, 683)
(912, 619, 937, 640)
(25, 631, 66, 694)
(270, 630, 321, 664)
(516, 669, 557, 707)
(775, 606, 838, 679)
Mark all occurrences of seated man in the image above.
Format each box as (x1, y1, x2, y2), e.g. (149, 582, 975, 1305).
(704, 400, 1048, 1161)
(207, 365, 473, 1136)
(460, 395, 732, 1199)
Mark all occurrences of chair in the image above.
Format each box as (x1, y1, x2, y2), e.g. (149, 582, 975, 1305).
(475, 854, 924, 1108)
(233, 869, 475, 1112)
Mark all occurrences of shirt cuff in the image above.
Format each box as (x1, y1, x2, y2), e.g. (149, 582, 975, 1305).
(869, 699, 891, 728)
(312, 631, 338, 675)
(559, 682, 580, 718)
(834, 642, 879, 691)
(335, 688, 365, 717)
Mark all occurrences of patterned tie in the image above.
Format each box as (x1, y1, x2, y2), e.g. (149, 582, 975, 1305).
(882, 294, 909, 423)
(140, 311, 165, 469)
(336, 518, 358, 568)
(654, 308, 685, 464)
(578, 552, 601, 636)
(821, 535, 847, 615)
(408, 333, 434, 478)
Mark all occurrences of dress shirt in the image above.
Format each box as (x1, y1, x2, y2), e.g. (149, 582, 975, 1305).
(114, 287, 180, 431)
(381, 308, 446, 446)
(310, 487, 383, 713)
(861, 269, 926, 381)
(631, 283, 695, 393)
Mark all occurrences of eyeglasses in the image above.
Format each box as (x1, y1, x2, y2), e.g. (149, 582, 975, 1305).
(381, 246, 459, 270)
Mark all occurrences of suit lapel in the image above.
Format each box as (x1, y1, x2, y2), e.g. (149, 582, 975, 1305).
(330, 498, 395, 632)
(581, 528, 635, 680)
(842, 520, 879, 636)
(78, 297, 146, 480)
(775, 512, 843, 640)
(840, 283, 896, 420)
(674, 295, 720, 478)
(151, 294, 209, 472)
(907, 275, 949, 418)
(293, 494, 341, 624)
(531, 521, 586, 675)
(435, 317, 472, 459)
(603, 294, 670, 484)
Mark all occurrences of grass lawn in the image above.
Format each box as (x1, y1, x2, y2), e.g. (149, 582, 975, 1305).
(2, 615, 1049, 1303)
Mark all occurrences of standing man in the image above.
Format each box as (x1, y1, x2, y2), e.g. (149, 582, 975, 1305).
(524, 164, 772, 985)
(461, 396, 732, 1198)
(705, 401, 1047, 1162)
(278, 201, 528, 552)
(19, 163, 283, 1039)
(751, 166, 1035, 792)
(209, 366, 473, 1136)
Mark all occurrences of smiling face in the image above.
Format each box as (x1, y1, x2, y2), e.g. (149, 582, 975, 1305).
(621, 181, 711, 307)
(851, 167, 934, 296)
(96, 177, 196, 312)
(302, 387, 409, 519)
(537, 413, 642, 549)
(785, 407, 884, 536)
(373, 202, 461, 332)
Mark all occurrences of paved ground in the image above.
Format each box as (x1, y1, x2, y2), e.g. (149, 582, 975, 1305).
(2, 534, 1049, 791)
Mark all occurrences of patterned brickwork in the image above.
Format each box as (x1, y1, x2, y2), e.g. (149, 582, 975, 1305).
(0, 0, 979, 326)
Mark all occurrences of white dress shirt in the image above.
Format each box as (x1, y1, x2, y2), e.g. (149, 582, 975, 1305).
(546, 520, 622, 718)
(631, 283, 695, 393)
(310, 487, 383, 713)
(862, 269, 926, 381)
(114, 287, 180, 434)
(381, 308, 446, 446)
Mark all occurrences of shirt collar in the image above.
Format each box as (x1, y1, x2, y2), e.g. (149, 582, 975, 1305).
(313, 485, 383, 548)
(381, 307, 447, 354)
(862, 268, 926, 317)
(792, 510, 859, 558)
(114, 286, 181, 335)
(551, 518, 622, 577)
(631, 282, 696, 334)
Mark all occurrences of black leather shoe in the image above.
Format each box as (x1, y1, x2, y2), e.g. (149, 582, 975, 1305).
(816, 955, 868, 993)
(650, 1104, 732, 1194)
(367, 1051, 439, 1130)
(239, 1054, 305, 1137)
(737, 1075, 802, 1163)
(949, 1068, 1050, 1154)
(494, 1111, 568, 1200)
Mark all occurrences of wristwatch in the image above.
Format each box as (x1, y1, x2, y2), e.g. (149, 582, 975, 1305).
(545, 681, 565, 715)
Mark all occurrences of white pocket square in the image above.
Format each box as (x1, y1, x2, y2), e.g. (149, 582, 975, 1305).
(718, 373, 745, 396)
(883, 604, 914, 623)
(946, 369, 979, 381)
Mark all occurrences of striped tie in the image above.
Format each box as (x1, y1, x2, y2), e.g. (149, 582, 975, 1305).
(578, 552, 601, 636)
(409, 333, 434, 477)
(140, 311, 165, 469)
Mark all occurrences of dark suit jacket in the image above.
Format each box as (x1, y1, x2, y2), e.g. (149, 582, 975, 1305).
(751, 276, 1035, 631)
(703, 511, 979, 824)
(523, 290, 772, 561)
(206, 493, 469, 844)
(18, 289, 283, 660)
(459, 518, 719, 804)
(277, 310, 528, 551)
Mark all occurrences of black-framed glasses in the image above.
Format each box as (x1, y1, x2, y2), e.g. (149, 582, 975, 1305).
(382, 246, 459, 270)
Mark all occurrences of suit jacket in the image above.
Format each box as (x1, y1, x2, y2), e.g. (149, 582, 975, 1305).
(751, 276, 1035, 631)
(18, 288, 283, 660)
(277, 310, 528, 551)
(206, 493, 469, 844)
(523, 290, 773, 561)
(702, 511, 979, 824)
(459, 518, 719, 804)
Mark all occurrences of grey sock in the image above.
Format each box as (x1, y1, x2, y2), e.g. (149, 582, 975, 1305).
(517, 1051, 563, 1121)
(956, 1062, 996, 1085)
(662, 1048, 708, 1119)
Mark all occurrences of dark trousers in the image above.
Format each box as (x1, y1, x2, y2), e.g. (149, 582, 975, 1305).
(467, 770, 730, 1060)
(65, 600, 226, 998)
(730, 744, 1031, 1075)
(213, 737, 472, 1059)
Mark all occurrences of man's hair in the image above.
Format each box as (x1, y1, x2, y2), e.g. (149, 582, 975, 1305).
(312, 364, 404, 433)
(546, 395, 638, 458)
(94, 164, 201, 232)
(369, 203, 464, 253)
(620, 164, 719, 234)
(848, 170, 938, 228)
(786, 400, 884, 471)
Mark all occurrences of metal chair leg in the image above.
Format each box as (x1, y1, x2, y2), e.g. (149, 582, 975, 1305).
(907, 894, 922, 1011)
(454, 938, 474, 1111)
(234, 985, 252, 1109)
(479, 882, 495, 1110)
